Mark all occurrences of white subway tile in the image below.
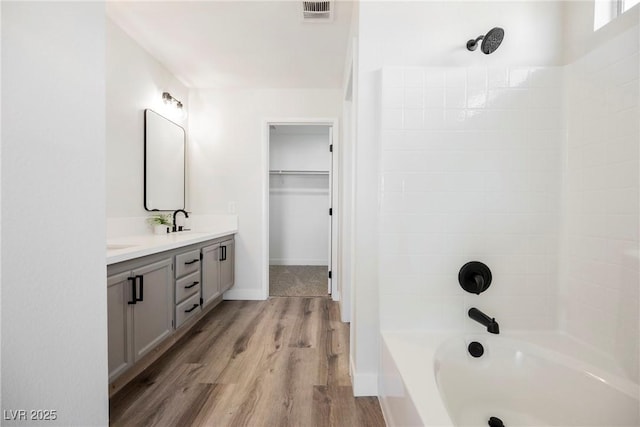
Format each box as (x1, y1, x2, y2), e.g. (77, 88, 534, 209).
(509, 68, 530, 88)
(467, 87, 487, 109)
(404, 87, 424, 109)
(445, 87, 466, 109)
(467, 67, 488, 89)
(382, 108, 404, 130)
(424, 109, 445, 130)
(382, 87, 404, 109)
(424, 87, 445, 108)
(487, 67, 509, 88)
(403, 109, 424, 130)
(381, 130, 406, 150)
(383, 67, 404, 88)
(404, 68, 425, 88)
(425, 68, 446, 88)
(445, 68, 467, 88)
(443, 109, 467, 130)
(607, 214, 639, 240)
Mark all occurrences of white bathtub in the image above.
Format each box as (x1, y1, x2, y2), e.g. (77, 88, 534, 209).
(380, 331, 640, 427)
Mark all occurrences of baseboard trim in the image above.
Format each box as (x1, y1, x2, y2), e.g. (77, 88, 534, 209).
(223, 288, 266, 300)
(269, 259, 328, 266)
(379, 393, 395, 427)
(350, 357, 378, 396)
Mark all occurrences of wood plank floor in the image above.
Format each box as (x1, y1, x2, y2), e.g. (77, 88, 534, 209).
(110, 297, 386, 427)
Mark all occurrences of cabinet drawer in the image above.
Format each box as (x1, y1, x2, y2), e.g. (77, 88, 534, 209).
(176, 293, 200, 329)
(175, 271, 200, 304)
(175, 249, 201, 278)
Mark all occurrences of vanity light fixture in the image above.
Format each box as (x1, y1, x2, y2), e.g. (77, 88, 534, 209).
(162, 91, 184, 111)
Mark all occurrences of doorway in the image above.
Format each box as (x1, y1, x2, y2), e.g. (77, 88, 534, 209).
(267, 124, 333, 297)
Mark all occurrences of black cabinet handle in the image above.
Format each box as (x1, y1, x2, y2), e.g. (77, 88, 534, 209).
(185, 259, 199, 265)
(185, 281, 199, 289)
(136, 275, 144, 302)
(127, 277, 137, 305)
(185, 304, 199, 313)
(220, 245, 227, 261)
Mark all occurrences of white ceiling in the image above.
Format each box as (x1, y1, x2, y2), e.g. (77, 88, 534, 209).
(106, 1, 353, 89)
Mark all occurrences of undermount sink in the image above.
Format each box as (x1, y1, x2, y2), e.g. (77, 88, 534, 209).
(107, 244, 136, 251)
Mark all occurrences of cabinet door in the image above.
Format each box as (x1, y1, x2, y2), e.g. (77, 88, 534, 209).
(131, 258, 173, 361)
(220, 239, 235, 293)
(107, 271, 133, 382)
(201, 243, 220, 307)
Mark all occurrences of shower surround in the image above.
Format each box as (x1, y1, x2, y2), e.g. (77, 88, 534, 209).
(561, 24, 639, 381)
(378, 65, 564, 331)
(377, 23, 639, 383)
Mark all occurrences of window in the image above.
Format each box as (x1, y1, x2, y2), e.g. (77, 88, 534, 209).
(594, 0, 640, 30)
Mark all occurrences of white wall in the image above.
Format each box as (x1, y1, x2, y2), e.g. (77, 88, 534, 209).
(561, 10, 639, 381)
(1, 2, 108, 424)
(106, 18, 188, 219)
(269, 128, 330, 266)
(188, 89, 341, 299)
(352, 1, 565, 395)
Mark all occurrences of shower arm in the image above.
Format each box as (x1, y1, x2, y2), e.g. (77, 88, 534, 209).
(466, 35, 484, 51)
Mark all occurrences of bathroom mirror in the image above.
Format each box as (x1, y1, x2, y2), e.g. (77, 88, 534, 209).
(144, 109, 185, 211)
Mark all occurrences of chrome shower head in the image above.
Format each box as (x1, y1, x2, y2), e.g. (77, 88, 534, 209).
(466, 27, 504, 54)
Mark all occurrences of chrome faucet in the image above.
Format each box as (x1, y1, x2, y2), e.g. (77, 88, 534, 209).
(172, 209, 189, 232)
(468, 307, 499, 334)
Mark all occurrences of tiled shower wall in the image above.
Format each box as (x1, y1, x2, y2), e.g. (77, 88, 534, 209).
(379, 66, 564, 331)
(562, 25, 639, 381)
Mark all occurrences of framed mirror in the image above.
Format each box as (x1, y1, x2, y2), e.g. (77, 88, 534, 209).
(144, 109, 185, 211)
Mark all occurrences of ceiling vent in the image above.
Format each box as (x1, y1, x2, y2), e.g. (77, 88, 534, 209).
(302, 1, 333, 22)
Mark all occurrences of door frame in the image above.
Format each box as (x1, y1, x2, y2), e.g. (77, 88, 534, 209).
(262, 118, 339, 300)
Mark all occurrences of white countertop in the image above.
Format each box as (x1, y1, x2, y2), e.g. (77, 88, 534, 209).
(107, 227, 237, 265)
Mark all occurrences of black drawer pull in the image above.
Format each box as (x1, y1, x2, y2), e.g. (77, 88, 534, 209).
(185, 281, 199, 289)
(127, 277, 137, 304)
(184, 259, 199, 265)
(185, 304, 199, 313)
(136, 275, 144, 302)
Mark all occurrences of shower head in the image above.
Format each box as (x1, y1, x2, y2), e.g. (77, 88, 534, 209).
(466, 27, 504, 54)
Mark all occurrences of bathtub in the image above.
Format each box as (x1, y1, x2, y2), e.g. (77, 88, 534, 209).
(379, 331, 640, 426)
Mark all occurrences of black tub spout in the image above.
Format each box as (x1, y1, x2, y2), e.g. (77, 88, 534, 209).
(468, 307, 500, 334)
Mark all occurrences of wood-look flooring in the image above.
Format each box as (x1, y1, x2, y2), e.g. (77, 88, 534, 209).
(110, 297, 385, 427)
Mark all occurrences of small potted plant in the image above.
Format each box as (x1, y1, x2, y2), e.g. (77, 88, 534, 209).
(147, 214, 172, 235)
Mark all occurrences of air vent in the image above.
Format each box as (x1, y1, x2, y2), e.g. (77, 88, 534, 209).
(303, 1, 333, 21)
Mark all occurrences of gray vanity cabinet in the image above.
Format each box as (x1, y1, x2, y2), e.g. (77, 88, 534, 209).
(174, 249, 202, 328)
(107, 233, 235, 390)
(219, 238, 235, 293)
(201, 243, 221, 307)
(202, 237, 235, 307)
(107, 272, 133, 383)
(107, 257, 173, 381)
(131, 259, 173, 360)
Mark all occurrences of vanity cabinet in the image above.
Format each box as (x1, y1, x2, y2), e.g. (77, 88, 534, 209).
(202, 237, 235, 308)
(107, 233, 235, 390)
(220, 238, 235, 293)
(174, 248, 201, 328)
(201, 243, 221, 308)
(107, 272, 133, 383)
(107, 258, 173, 382)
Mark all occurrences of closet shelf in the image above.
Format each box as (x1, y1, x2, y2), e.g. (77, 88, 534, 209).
(269, 170, 329, 175)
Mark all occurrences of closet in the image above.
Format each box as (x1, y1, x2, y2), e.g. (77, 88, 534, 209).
(268, 125, 331, 297)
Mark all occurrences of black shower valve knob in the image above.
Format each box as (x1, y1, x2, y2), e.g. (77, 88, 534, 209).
(458, 261, 492, 295)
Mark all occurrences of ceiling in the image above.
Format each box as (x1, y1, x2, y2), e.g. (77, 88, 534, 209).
(106, 1, 353, 89)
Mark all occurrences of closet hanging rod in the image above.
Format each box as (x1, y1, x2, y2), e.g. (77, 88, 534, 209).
(269, 170, 329, 175)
